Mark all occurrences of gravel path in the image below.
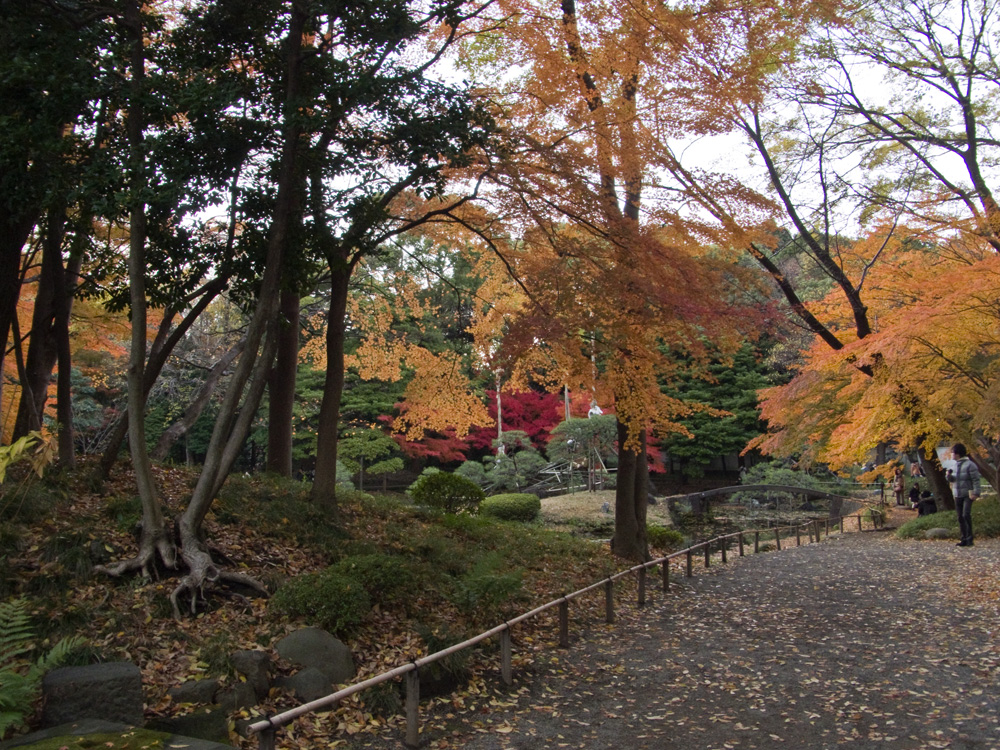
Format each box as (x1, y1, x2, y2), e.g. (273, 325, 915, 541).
(424, 524, 1000, 750)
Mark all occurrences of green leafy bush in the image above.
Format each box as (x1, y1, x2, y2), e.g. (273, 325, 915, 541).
(330, 554, 417, 608)
(1, 598, 84, 738)
(409, 472, 485, 514)
(270, 569, 371, 635)
(480, 493, 541, 522)
(897, 496, 1000, 540)
(646, 524, 684, 551)
(450, 553, 524, 623)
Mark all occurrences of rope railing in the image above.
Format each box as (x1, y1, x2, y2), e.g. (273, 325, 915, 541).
(248, 505, 885, 749)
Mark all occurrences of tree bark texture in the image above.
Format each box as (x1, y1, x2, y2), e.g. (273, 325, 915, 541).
(611, 419, 649, 561)
(311, 264, 351, 509)
(266, 288, 300, 476)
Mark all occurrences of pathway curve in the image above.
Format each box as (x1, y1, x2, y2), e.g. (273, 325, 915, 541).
(446, 524, 1000, 750)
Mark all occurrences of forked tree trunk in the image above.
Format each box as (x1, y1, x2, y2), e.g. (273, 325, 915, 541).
(99, 3, 302, 615)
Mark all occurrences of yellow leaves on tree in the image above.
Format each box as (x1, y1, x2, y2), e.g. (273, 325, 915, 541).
(753, 227, 1000, 473)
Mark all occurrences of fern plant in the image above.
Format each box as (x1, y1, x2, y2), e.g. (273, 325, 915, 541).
(0, 599, 84, 738)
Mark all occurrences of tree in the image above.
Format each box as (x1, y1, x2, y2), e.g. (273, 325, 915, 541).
(464, 0, 770, 560)
(806, 0, 1000, 251)
(464, 389, 564, 454)
(660, 345, 771, 479)
(337, 427, 404, 491)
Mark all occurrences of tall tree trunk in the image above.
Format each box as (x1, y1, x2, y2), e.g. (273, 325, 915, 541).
(163, 4, 307, 616)
(13, 209, 66, 438)
(266, 288, 300, 476)
(311, 264, 350, 508)
(0, 205, 42, 410)
(122, 0, 175, 574)
(918, 443, 954, 511)
(54, 244, 81, 467)
(611, 418, 649, 560)
(13, 205, 81, 467)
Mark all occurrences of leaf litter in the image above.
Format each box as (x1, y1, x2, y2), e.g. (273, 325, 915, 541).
(338, 507, 1000, 750)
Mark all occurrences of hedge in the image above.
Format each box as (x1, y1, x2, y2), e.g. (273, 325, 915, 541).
(480, 493, 541, 522)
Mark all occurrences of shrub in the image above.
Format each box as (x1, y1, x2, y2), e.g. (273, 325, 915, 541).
(270, 569, 371, 636)
(450, 552, 524, 623)
(455, 460, 488, 488)
(409, 472, 485, 514)
(896, 496, 1000, 540)
(646, 524, 684, 551)
(330, 554, 417, 608)
(480, 493, 541, 522)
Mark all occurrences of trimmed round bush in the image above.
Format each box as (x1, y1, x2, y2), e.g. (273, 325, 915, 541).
(409, 471, 485, 514)
(270, 568, 371, 635)
(480, 493, 541, 522)
(646, 524, 684, 550)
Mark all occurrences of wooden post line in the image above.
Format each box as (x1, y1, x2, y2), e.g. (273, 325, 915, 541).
(249, 511, 867, 749)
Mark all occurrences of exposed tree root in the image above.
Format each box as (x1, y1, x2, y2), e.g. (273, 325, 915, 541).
(97, 525, 267, 620)
(169, 541, 268, 620)
(94, 524, 177, 580)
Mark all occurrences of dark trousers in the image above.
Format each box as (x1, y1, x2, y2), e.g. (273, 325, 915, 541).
(956, 495, 974, 543)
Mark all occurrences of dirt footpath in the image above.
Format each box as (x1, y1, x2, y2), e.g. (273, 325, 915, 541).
(446, 525, 1000, 750)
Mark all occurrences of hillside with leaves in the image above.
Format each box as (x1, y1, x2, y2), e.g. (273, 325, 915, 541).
(0, 461, 640, 747)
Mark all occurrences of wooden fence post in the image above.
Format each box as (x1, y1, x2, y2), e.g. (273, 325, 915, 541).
(857, 515, 863, 532)
(775, 527, 781, 551)
(662, 559, 670, 591)
(638, 567, 646, 607)
(605, 579, 615, 623)
(704, 543, 711, 568)
(258, 726, 276, 750)
(754, 531, 760, 553)
(839, 516, 844, 533)
(558, 600, 569, 648)
(405, 670, 420, 748)
(721, 539, 727, 564)
(738, 533, 744, 557)
(795, 526, 801, 546)
(501, 629, 512, 686)
(686, 549, 693, 577)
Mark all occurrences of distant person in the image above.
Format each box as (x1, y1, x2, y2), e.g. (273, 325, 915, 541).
(893, 467, 905, 506)
(910, 460, 923, 478)
(908, 484, 921, 507)
(916, 491, 937, 517)
(951, 443, 982, 547)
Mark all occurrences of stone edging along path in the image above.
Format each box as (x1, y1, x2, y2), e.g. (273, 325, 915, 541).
(350, 517, 1000, 750)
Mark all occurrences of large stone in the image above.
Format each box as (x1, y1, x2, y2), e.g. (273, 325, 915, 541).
(146, 708, 231, 745)
(230, 649, 271, 700)
(278, 667, 333, 703)
(214, 681, 257, 712)
(275, 628, 355, 684)
(925, 527, 954, 539)
(41, 662, 143, 727)
(170, 678, 222, 705)
(0, 719, 234, 750)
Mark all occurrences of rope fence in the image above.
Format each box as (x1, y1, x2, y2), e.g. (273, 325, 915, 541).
(248, 503, 884, 749)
